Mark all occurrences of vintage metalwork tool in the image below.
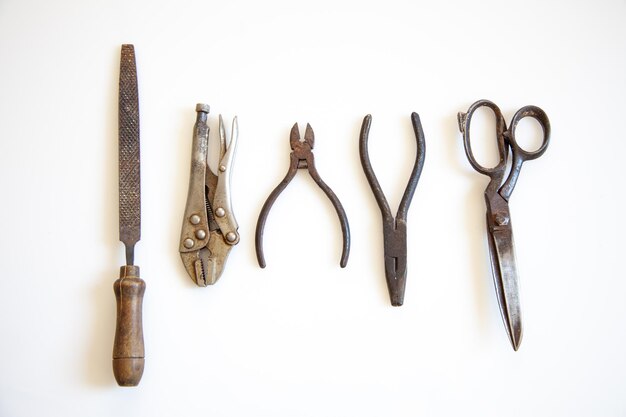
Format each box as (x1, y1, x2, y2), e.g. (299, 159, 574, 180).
(359, 113, 426, 306)
(180, 104, 239, 286)
(458, 99, 550, 351)
(255, 123, 350, 268)
(113, 44, 145, 386)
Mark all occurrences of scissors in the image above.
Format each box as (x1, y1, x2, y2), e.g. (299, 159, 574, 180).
(457, 99, 550, 351)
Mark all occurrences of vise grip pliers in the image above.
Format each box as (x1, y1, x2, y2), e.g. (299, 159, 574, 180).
(179, 104, 239, 286)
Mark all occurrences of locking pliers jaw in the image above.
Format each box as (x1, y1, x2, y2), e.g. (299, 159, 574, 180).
(180, 104, 239, 286)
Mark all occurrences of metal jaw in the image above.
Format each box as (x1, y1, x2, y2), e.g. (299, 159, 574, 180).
(180, 104, 239, 286)
(381, 218, 408, 307)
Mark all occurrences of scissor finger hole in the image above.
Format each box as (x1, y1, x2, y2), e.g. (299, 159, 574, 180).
(513, 117, 545, 153)
(468, 106, 501, 169)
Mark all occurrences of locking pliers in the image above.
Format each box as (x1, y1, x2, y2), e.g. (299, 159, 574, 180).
(179, 104, 239, 286)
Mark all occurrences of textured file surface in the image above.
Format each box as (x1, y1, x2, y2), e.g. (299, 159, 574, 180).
(119, 44, 141, 246)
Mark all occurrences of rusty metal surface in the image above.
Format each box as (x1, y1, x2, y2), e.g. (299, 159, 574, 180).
(179, 104, 239, 286)
(457, 99, 550, 351)
(359, 113, 425, 306)
(255, 123, 350, 268)
(119, 44, 141, 266)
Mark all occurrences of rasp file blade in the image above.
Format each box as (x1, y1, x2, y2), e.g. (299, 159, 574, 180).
(119, 44, 140, 263)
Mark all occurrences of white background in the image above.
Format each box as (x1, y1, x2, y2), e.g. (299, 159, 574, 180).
(0, 0, 624, 416)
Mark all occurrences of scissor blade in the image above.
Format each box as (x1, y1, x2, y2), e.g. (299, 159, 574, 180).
(487, 220, 523, 351)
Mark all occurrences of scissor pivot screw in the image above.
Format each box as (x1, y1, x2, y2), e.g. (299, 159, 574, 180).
(195, 230, 206, 239)
(190, 214, 201, 225)
(183, 238, 195, 249)
(225, 232, 237, 243)
(215, 207, 226, 217)
(494, 214, 509, 226)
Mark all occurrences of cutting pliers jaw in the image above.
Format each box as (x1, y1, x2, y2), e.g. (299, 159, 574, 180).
(290, 122, 314, 150)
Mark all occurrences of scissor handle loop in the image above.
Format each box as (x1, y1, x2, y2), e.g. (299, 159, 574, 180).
(508, 105, 550, 162)
(497, 105, 550, 200)
(458, 99, 508, 177)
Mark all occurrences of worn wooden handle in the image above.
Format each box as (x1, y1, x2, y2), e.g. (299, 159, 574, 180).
(113, 265, 145, 386)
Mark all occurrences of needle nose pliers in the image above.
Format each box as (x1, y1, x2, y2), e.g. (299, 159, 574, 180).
(359, 113, 426, 306)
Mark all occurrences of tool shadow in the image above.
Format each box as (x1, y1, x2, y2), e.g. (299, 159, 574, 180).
(83, 50, 121, 387)
(171, 108, 205, 288)
(441, 110, 493, 335)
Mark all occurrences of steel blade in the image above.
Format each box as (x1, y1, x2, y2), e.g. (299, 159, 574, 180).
(487, 219, 523, 351)
(119, 44, 141, 265)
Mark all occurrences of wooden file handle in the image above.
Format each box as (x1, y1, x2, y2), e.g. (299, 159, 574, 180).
(113, 265, 145, 386)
